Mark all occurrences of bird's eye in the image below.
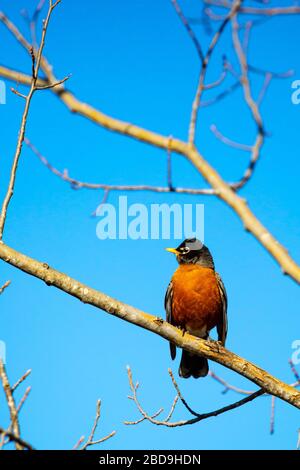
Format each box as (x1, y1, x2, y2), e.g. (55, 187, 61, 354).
(180, 247, 190, 254)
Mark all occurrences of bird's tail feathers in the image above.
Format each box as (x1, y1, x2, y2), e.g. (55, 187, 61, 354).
(179, 350, 209, 378)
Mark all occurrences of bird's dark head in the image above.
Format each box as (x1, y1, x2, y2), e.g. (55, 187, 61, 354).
(166, 238, 214, 269)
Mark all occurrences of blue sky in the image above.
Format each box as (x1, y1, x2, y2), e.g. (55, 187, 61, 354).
(0, 0, 300, 450)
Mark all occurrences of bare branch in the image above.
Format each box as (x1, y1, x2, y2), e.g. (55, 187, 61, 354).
(171, 0, 204, 62)
(78, 400, 116, 450)
(0, 1, 61, 240)
(16, 386, 31, 414)
(21, 0, 47, 48)
(24, 137, 215, 196)
(0, 241, 299, 409)
(289, 359, 300, 383)
(0, 27, 299, 283)
(0, 426, 33, 450)
(35, 74, 71, 91)
(125, 366, 264, 427)
(0, 280, 11, 295)
(189, 0, 242, 144)
(209, 370, 254, 395)
(230, 12, 265, 190)
(0, 360, 22, 450)
(11, 369, 32, 392)
(270, 396, 275, 435)
(204, 1, 300, 16)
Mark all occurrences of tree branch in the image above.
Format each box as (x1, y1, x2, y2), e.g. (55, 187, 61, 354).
(125, 366, 264, 427)
(1, 15, 298, 283)
(78, 400, 116, 450)
(0, 241, 299, 409)
(0, 1, 61, 240)
(188, 0, 242, 144)
(0, 426, 33, 450)
(24, 137, 216, 196)
(204, 1, 300, 16)
(0, 280, 11, 295)
(0, 360, 22, 450)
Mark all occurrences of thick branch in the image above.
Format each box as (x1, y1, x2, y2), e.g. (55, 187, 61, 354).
(0, 242, 299, 409)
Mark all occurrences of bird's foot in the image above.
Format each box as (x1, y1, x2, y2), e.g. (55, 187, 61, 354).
(206, 337, 223, 353)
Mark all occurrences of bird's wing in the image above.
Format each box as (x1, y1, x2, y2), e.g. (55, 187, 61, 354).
(164, 280, 176, 360)
(216, 273, 228, 346)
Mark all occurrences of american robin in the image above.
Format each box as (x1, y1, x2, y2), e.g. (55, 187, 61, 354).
(165, 238, 227, 379)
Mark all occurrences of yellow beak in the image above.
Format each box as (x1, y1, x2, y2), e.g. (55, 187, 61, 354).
(165, 247, 179, 255)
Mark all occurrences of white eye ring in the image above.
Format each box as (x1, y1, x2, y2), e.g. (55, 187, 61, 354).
(181, 247, 190, 254)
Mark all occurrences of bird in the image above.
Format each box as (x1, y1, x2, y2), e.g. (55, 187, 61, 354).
(165, 238, 227, 379)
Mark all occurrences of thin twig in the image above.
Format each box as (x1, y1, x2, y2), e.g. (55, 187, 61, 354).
(1, 240, 300, 409)
(24, 137, 216, 196)
(210, 124, 252, 152)
(73, 436, 85, 450)
(270, 396, 275, 434)
(171, 0, 204, 62)
(0, 280, 11, 295)
(1, 10, 300, 284)
(167, 135, 173, 190)
(257, 72, 272, 106)
(21, 0, 47, 47)
(78, 400, 116, 450)
(204, 1, 300, 16)
(35, 74, 71, 90)
(209, 368, 300, 397)
(0, 0, 61, 240)
(16, 386, 31, 414)
(230, 11, 265, 190)
(0, 426, 33, 450)
(125, 366, 265, 427)
(168, 369, 201, 417)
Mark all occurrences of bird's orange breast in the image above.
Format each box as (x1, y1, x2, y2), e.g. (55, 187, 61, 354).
(171, 264, 222, 336)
